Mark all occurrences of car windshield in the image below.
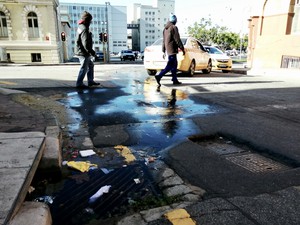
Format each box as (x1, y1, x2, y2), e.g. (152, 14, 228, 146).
(152, 38, 187, 46)
(206, 47, 224, 54)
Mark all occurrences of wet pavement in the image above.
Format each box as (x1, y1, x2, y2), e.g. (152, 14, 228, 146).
(15, 71, 226, 224)
(1, 64, 300, 225)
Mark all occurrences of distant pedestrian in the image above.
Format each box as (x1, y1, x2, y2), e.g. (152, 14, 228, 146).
(75, 11, 100, 88)
(155, 13, 185, 87)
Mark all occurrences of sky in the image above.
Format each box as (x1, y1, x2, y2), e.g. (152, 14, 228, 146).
(60, 0, 262, 34)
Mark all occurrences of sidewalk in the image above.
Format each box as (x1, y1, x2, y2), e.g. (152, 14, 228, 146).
(0, 88, 55, 225)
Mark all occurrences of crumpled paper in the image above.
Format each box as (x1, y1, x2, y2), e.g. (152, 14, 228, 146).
(89, 185, 112, 203)
(66, 161, 98, 172)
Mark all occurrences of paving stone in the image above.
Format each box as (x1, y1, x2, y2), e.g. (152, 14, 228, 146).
(163, 185, 192, 197)
(161, 168, 175, 179)
(117, 213, 146, 225)
(181, 194, 201, 202)
(159, 175, 184, 187)
(140, 206, 172, 222)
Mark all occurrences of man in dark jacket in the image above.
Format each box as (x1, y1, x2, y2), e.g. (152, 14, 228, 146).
(75, 11, 100, 88)
(155, 14, 185, 87)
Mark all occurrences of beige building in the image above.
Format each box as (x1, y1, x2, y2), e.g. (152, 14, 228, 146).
(0, 0, 62, 64)
(248, 0, 300, 74)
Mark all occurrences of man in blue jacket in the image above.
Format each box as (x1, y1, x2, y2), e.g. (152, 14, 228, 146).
(155, 14, 185, 87)
(75, 11, 100, 88)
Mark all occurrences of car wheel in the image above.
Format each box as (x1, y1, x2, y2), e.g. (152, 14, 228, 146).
(147, 69, 157, 76)
(202, 60, 212, 74)
(187, 60, 196, 76)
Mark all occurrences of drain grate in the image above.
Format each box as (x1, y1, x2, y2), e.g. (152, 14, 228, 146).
(49, 162, 161, 225)
(205, 143, 246, 155)
(226, 153, 290, 173)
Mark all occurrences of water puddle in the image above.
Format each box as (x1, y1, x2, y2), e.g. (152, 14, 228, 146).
(64, 80, 221, 151)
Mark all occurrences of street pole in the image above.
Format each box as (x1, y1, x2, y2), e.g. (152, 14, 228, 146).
(105, 2, 110, 62)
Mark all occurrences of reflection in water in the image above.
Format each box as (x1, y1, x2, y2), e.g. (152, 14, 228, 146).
(163, 89, 178, 137)
(168, 89, 177, 107)
(64, 79, 222, 151)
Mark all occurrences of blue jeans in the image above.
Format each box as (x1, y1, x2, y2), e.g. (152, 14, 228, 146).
(76, 56, 94, 86)
(157, 54, 178, 82)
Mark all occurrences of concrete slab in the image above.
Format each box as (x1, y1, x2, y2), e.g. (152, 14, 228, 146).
(39, 126, 62, 171)
(0, 132, 45, 225)
(9, 202, 52, 225)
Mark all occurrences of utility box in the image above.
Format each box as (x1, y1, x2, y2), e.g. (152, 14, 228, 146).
(0, 47, 7, 62)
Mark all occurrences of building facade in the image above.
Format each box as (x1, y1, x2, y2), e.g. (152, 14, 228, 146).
(0, 0, 62, 64)
(132, 0, 175, 52)
(247, 0, 300, 73)
(59, 2, 127, 57)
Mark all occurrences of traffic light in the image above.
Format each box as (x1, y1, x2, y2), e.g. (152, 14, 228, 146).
(99, 32, 103, 42)
(61, 32, 66, 41)
(103, 33, 108, 42)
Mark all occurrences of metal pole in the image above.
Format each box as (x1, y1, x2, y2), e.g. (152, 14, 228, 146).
(105, 2, 110, 62)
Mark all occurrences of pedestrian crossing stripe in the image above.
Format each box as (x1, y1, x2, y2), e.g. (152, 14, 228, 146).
(164, 209, 196, 225)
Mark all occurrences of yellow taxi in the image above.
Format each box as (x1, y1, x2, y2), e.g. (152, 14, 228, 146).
(204, 46, 232, 73)
(144, 37, 212, 76)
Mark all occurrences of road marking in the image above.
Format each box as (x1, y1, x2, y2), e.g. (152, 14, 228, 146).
(164, 209, 196, 225)
(0, 81, 16, 85)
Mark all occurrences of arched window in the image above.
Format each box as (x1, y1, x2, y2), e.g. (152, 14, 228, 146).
(0, 11, 8, 37)
(27, 12, 39, 38)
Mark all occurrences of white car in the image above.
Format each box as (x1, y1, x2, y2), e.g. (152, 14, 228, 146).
(204, 46, 232, 73)
(118, 50, 136, 61)
(144, 37, 212, 76)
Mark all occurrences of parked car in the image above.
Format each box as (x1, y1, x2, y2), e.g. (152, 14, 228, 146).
(118, 50, 136, 61)
(95, 51, 104, 61)
(204, 46, 232, 73)
(143, 37, 212, 76)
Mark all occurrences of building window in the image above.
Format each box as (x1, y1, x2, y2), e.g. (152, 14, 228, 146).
(27, 12, 39, 38)
(281, 55, 300, 69)
(31, 53, 41, 62)
(292, 1, 300, 33)
(0, 11, 8, 37)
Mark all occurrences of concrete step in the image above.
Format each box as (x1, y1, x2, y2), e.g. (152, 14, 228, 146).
(0, 127, 62, 225)
(0, 132, 46, 225)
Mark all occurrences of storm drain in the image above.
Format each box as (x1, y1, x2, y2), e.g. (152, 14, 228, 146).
(193, 136, 292, 174)
(226, 153, 290, 173)
(49, 162, 161, 225)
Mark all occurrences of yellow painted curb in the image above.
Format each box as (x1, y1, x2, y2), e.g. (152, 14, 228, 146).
(164, 209, 196, 225)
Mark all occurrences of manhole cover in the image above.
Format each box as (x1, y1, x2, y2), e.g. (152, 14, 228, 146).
(205, 143, 246, 155)
(226, 153, 290, 173)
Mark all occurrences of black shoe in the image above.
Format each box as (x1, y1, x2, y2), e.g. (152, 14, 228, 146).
(88, 81, 100, 87)
(76, 84, 89, 89)
(173, 81, 182, 85)
(155, 76, 161, 87)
